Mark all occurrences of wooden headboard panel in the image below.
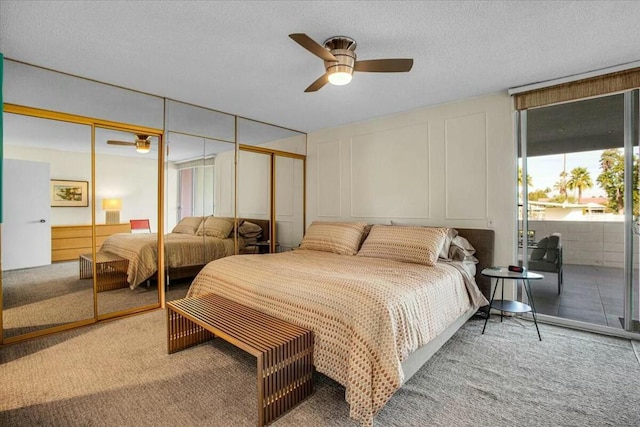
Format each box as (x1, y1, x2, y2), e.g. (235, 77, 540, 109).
(240, 218, 270, 242)
(455, 228, 495, 298)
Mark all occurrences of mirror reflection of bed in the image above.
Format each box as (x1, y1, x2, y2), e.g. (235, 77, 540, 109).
(94, 216, 271, 304)
(94, 127, 161, 317)
(164, 217, 271, 300)
(1, 61, 307, 345)
(0, 112, 165, 337)
(164, 103, 239, 301)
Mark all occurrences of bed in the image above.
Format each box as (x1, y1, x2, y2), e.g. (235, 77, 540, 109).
(186, 222, 494, 426)
(99, 217, 270, 289)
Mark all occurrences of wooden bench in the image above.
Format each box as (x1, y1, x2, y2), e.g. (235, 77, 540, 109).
(79, 251, 129, 292)
(166, 294, 314, 426)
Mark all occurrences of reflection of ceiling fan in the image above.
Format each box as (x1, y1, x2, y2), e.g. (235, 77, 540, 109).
(289, 33, 414, 92)
(106, 134, 152, 153)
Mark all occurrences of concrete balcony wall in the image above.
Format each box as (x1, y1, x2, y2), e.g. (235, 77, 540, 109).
(528, 220, 637, 269)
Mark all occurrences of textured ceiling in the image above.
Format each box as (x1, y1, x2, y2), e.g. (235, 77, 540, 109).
(1, 1, 640, 133)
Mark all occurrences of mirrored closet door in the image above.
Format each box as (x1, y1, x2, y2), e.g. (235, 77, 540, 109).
(237, 118, 307, 253)
(164, 100, 236, 300)
(2, 112, 95, 340)
(94, 127, 161, 317)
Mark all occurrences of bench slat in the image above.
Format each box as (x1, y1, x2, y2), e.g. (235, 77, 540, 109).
(167, 293, 314, 426)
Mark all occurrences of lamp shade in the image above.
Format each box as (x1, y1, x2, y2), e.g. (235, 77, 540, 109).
(102, 198, 122, 211)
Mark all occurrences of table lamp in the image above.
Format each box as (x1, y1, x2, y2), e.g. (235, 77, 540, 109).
(102, 198, 122, 224)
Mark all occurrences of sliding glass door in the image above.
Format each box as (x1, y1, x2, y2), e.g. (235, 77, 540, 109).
(518, 90, 639, 334)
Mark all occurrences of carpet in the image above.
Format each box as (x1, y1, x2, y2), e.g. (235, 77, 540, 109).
(2, 262, 189, 338)
(1, 311, 638, 426)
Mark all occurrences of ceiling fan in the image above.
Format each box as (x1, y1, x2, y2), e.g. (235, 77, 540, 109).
(289, 33, 413, 92)
(106, 134, 152, 153)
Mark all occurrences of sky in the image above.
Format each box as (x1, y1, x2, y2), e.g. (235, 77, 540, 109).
(523, 149, 608, 199)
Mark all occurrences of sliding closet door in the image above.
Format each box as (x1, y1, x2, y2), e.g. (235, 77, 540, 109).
(164, 100, 236, 300)
(275, 155, 304, 252)
(238, 149, 272, 251)
(237, 118, 306, 253)
(2, 112, 94, 341)
(94, 127, 160, 317)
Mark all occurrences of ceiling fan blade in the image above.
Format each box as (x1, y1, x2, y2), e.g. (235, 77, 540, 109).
(107, 140, 136, 146)
(354, 58, 414, 73)
(304, 74, 329, 93)
(289, 33, 337, 62)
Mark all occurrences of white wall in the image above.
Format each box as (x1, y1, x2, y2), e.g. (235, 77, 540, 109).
(165, 162, 178, 232)
(306, 92, 515, 268)
(262, 134, 307, 156)
(528, 220, 637, 269)
(4, 145, 159, 230)
(238, 150, 271, 220)
(214, 150, 236, 218)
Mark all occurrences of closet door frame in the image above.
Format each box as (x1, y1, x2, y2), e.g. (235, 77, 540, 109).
(1, 103, 164, 345)
(238, 144, 306, 254)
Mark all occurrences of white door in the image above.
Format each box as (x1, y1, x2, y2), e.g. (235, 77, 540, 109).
(2, 158, 51, 270)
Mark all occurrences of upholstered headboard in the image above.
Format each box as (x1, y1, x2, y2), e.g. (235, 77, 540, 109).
(455, 228, 495, 298)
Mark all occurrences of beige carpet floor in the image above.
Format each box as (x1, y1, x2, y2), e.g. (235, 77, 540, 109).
(2, 262, 190, 338)
(1, 311, 639, 426)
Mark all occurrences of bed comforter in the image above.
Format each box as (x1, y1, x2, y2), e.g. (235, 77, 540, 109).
(187, 249, 488, 426)
(100, 233, 237, 289)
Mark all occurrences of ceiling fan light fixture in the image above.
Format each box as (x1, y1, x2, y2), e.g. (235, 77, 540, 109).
(136, 143, 150, 154)
(290, 33, 413, 92)
(328, 70, 353, 86)
(135, 136, 151, 154)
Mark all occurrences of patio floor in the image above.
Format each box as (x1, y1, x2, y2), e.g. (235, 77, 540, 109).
(527, 264, 639, 329)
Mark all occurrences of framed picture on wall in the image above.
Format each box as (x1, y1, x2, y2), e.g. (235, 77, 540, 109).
(50, 180, 89, 207)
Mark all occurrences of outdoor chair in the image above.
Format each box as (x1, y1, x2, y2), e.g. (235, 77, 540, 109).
(524, 233, 564, 294)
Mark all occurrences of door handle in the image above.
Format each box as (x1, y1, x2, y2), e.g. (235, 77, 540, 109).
(39, 219, 46, 223)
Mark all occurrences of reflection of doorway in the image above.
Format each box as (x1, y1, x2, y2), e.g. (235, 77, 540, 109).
(2, 159, 50, 270)
(2, 112, 95, 340)
(517, 91, 639, 335)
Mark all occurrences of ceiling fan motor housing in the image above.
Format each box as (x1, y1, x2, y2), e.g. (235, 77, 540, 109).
(323, 36, 357, 76)
(135, 134, 151, 152)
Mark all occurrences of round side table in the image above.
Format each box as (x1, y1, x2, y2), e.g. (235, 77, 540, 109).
(480, 267, 543, 341)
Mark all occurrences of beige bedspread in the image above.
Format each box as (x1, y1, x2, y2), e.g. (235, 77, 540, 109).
(100, 233, 237, 289)
(187, 250, 488, 426)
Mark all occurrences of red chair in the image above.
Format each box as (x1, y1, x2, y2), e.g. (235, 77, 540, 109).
(130, 219, 151, 233)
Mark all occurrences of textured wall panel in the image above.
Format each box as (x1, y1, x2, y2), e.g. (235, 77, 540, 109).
(445, 113, 487, 219)
(350, 124, 429, 218)
(317, 140, 341, 217)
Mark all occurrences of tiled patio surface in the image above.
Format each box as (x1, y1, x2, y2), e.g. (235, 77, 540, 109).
(528, 264, 639, 329)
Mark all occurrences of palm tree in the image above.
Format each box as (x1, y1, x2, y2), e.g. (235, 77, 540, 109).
(517, 167, 533, 203)
(554, 171, 568, 201)
(518, 167, 532, 187)
(567, 166, 593, 204)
